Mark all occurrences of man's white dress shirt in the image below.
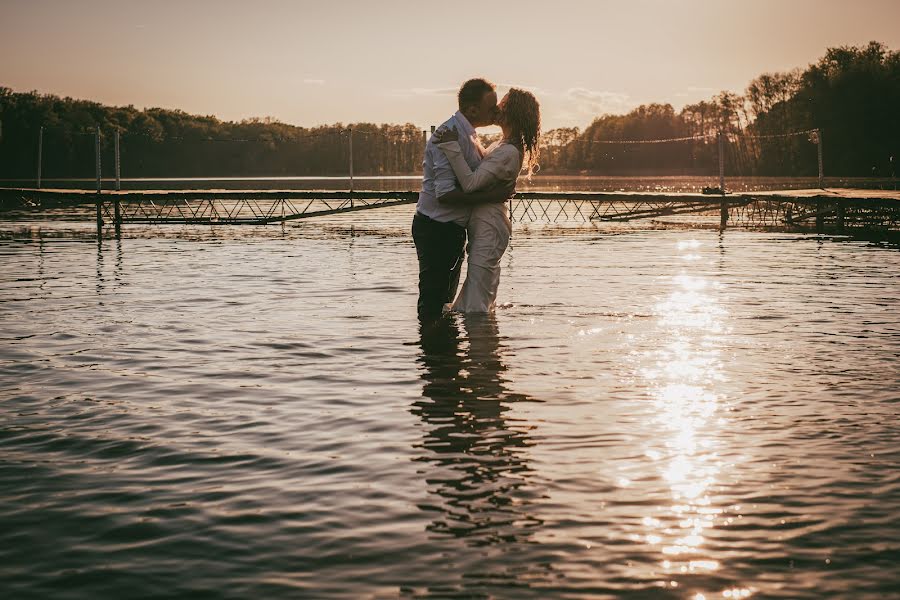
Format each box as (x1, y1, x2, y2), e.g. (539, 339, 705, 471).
(415, 111, 485, 226)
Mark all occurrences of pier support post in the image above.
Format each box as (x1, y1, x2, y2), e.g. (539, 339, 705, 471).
(836, 199, 845, 232)
(717, 131, 725, 193)
(96, 197, 103, 237)
(113, 198, 121, 237)
(113, 129, 121, 235)
(892, 154, 896, 190)
(95, 126, 103, 237)
(95, 126, 102, 193)
(720, 199, 728, 229)
(817, 129, 824, 189)
(37, 126, 43, 189)
(115, 130, 121, 191)
(348, 128, 354, 203)
(816, 199, 824, 233)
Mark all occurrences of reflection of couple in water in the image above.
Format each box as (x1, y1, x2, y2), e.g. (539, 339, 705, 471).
(412, 315, 541, 547)
(412, 78, 541, 319)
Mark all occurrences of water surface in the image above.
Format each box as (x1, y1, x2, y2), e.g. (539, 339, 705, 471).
(1, 212, 898, 598)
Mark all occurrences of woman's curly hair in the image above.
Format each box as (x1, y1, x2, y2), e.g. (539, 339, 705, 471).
(502, 88, 541, 178)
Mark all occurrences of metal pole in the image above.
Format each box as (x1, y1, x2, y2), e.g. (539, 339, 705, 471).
(817, 128, 824, 189)
(719, 120, 728, 226)
(113, 133, 122, 235)
(115, 130, 121, 191)
(95, 126, 102, 235)
(113, 197, 121, 236)
(95, 126, 102, 193)
(717, 131, 725, 193)
(348, 127, 353, 198)
(891, 155, 896, 190)
(37, 126, 43, 189)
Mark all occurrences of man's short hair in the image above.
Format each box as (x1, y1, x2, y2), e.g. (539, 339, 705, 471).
(458, 78, 495, 111)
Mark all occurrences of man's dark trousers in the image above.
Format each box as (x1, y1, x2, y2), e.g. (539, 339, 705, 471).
(412, 211, 466, 320)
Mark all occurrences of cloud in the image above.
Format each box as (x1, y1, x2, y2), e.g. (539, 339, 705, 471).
(687, 86, 717, 93)
(303, 79, 325, 85)
(565, 88, 631, 115)
(386, 86, 457, 99)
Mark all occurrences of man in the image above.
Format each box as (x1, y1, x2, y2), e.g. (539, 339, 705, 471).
(412, 78, 513, 321)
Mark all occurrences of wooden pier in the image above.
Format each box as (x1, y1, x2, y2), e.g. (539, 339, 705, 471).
(1, 187, 899, 234)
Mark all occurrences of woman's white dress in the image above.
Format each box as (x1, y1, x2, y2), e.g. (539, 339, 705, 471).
(437, 140, 521, 313)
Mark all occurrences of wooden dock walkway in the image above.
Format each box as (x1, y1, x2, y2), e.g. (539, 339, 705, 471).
(1, 187, 899, 232)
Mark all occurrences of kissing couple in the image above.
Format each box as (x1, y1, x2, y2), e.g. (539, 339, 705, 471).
(412, 78, 541, 321)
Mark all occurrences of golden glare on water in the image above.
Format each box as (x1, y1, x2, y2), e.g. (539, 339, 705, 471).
(634, 239, 753, 597)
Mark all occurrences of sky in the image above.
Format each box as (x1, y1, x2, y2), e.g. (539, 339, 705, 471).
(2, 0, 899, 131)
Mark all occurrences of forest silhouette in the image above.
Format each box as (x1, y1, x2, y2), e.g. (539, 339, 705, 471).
(1, 42, 897, 180)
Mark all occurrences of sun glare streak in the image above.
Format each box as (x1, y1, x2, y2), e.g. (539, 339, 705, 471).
(633, 239, 748, 594)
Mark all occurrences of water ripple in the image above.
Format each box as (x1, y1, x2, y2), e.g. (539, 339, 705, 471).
(1, 222, 898, 598)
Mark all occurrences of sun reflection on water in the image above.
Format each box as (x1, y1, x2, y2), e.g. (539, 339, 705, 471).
(636, 239, 753, 598)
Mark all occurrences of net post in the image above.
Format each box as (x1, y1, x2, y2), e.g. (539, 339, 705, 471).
(891, 154, 896, 190)
(115, 130, 121, 191)
(95, 126, 102, 193)
(348, 128, 354, 201)
(113, 131, 121, 237)
(37, 126, 43, 189)
(816, 128, 824, 189)
(113, 199, 121, 237)
(96, 200, 103, 237)
(113, 129, 122, 239)
(717, 131, 725, 192)
(95, 126, 103, 236)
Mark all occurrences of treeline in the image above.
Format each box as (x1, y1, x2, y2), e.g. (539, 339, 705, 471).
(1, 41, 898, 179)
(0, 95, 426, 178)
(539, 41, 899, 177)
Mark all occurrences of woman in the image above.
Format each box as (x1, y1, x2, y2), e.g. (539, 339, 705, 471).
(431, 88, 541, 313)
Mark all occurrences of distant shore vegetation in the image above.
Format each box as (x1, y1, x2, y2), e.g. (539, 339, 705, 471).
(1, 41, 897, 179)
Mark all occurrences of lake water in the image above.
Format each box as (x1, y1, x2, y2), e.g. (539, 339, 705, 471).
(1, 208, 899, 599)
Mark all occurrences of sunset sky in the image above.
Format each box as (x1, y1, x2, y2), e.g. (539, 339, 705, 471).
(2, 0, 899, 131)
